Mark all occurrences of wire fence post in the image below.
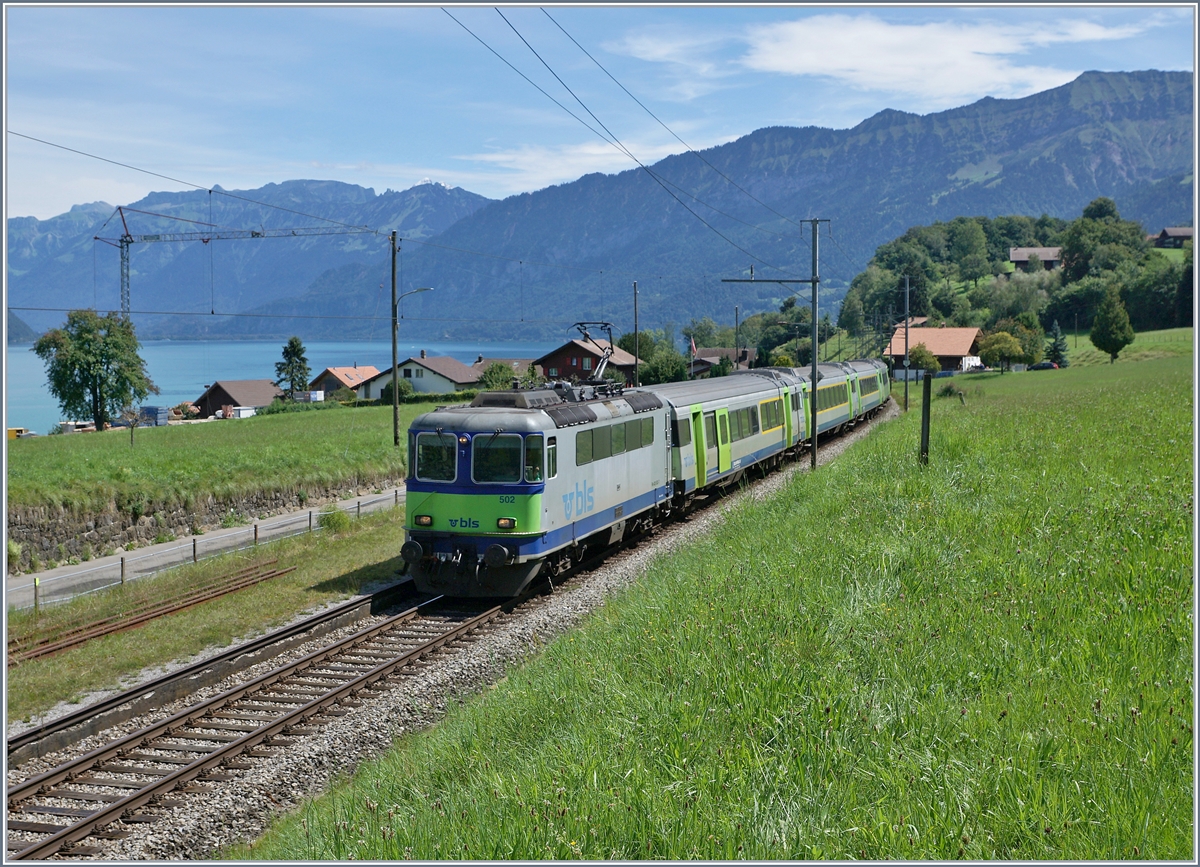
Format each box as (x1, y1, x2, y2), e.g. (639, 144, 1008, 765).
(193, 538, 198, 563)
(920, 371, 933, 466)
(357, 500, 361, 519)
(254, 524, 259, 546)
(120, 556, 126, 585)
(309, 510, 313, 532)
(394, 489, 399, 506)
(33, 576, 40, 614)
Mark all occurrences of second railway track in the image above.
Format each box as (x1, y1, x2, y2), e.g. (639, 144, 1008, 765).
(6, 595, 521, 860)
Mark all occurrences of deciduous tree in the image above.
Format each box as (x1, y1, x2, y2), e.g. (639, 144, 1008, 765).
(907, 342, 940, 373)
(978, 331, 1024, 373)
(33, 309, 158, 431)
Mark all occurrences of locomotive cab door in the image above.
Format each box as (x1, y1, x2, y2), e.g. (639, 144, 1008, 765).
(703, 411, 719, 482)
(715, 408, 731, 473)
(782, 387, 793, 447)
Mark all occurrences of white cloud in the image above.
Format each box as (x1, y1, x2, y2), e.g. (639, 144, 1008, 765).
(602, 28, 735, 100)
(738, 13, 1171, 106)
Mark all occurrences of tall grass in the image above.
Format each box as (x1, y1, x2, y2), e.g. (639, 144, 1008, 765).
(6, 404, 438, 513)
(234, 356, 1193, 860)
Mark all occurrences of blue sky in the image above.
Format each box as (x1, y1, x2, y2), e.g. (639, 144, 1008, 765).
(5, 4, 1194, 220)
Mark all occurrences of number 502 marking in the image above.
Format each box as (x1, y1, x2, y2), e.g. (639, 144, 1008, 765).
(499, 495, 516, 503)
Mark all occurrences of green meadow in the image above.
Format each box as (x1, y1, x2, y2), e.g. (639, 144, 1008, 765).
(6, 404, 432, 514)
(234, 354, 1192, 860)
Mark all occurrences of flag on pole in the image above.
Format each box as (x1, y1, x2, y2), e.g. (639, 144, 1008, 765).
(690, 336, 697, 356)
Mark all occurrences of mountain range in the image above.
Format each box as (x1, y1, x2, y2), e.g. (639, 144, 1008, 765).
(7, 69, 1192, 343)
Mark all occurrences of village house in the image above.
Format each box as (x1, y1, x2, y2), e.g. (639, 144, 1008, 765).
(533, 339, 642, 384)
(309, 365, 380, 395)
(357, 350, 481, 397)
(471, 355, 540, 380)
(1009, 247, 1062, 271)
(885, 324, 981, 373)
(1153, 227, 1193, 248)
(193, 380, 283, 418)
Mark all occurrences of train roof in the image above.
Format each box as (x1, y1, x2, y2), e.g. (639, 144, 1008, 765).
(632, 372, 788, 406)
(410, 384, 663, 432)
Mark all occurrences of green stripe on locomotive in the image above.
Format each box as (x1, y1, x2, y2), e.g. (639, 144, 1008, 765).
(406, 490, 543, 535)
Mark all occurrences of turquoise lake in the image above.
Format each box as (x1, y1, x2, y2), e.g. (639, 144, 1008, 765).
(5, 339, 558, 436)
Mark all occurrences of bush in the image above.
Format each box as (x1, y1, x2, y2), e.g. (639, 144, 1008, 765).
(379, 378, 415, 404)
(257, 397, 343, 415)
(7, 539, 22, 571)
(318, 505, 352, 534)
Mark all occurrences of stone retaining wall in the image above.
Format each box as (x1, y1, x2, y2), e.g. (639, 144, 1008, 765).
(6, 479, 400, 573)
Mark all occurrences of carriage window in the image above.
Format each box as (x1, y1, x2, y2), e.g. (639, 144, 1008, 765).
(473, 433, 522, 483)
(524, 434, 544, 482)
(593, 425, 612, 461)
(547, 436, 558, 479)
(704, 413, 717, 448)
(626, 419, 643, 450)
(576, 430, 593, 465)
(642, 417, 654, 446)
(611, 422, 626, 455)
(750, 406, 759, 434)
(415, 432, 457, 482)
(718, 414, 729, 445)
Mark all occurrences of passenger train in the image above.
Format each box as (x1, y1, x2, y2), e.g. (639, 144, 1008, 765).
(400, 353, 890, 597)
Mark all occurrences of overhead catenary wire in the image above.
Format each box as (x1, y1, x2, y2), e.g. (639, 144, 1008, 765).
(540, 7, 803, 232)
(8, 305, 582, 327)
(447, 8, 796, 276)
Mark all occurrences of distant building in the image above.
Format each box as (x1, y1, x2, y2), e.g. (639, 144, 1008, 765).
(534, 339, 641, 384)
(194, 380, 283, 418)
(695, 346, 756, 370)
(1009, 247, 1062, 271)
(1154, 227, 1193, 248)
(471, 355, 540, 380)
(358, 350, 481, 396)
(885, 326, 981, 372)
(309, 365, 380, 395)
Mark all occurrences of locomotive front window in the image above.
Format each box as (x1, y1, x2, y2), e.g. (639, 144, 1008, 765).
(415, 432, 457, 482)
(473, 433, 523, 483)
(525, 434, 544, 482)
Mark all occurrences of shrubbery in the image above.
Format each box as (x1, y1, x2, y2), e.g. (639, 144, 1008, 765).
(317, 505, 351, 534)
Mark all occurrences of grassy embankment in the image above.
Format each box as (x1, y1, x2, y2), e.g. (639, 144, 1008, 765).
(235, 355, 1192, 860)
(7, 506, 406, 725)
(6, 402, 440, 514)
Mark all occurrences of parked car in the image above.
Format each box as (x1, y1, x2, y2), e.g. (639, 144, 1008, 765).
(1030, 361, 1059, 370)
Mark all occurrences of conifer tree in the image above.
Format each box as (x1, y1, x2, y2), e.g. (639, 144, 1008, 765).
(1045, 319, 1070, 367)
(275, 336, 311, 399)
(1090, 286, 1135, 363)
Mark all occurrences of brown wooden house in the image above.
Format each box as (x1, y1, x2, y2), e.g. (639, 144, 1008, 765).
(194, 380, 283, 418)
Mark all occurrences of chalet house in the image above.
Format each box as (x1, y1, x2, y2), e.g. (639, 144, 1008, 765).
(1009, 247, 1062, 271)
(357, 350, 481, 397)
(471, 356, 540, 380)
(309, 365, 380, 395)
(1154, 227, 1193, 248)
(534, 339, 642, 384)
(194, 380, 283, 418)
(885, 325, 981, 372)
(695, 346, 757, 371)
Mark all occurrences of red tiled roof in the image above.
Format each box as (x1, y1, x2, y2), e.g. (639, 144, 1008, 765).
(885, 327, 980, 359)
(196, 380, 283, 408)
(404, 355, 481, 385)
(309, 366, 380, 390)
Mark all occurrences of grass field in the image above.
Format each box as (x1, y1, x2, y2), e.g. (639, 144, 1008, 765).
(6, 404, 434, 514)
(233, 355, 1193, 860)
(6, 505, 407, 724)
(1062, 326, 1193, 367)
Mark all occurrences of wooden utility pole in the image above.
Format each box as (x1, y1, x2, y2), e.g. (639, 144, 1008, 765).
(633, 281, 639, 387)
(903, 275, 911, 412)
(391, 231, 400, 448)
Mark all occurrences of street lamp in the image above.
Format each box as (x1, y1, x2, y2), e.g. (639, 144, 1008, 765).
(390, 232, 433, 448)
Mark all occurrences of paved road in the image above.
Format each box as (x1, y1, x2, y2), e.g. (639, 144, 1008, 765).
(6, 484, 408, 612)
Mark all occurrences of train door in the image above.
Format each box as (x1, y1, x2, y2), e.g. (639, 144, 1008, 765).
(715, 408, 731, 473)
(782, 387, 793, 447)
(690, 405, 705, 485)
(798, 386, 809, 441)
(703, 411, 718, 481)
(850, 376, 860, 417)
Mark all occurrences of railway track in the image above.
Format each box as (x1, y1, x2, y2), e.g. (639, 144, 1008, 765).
(6, 594, 523, 860)
(8, 561, 295, 667)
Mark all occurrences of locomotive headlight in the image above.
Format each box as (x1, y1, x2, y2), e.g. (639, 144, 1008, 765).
(496, 517, 517, 530)
(458, 436, 469, 444)
(415, 514, 433, 527)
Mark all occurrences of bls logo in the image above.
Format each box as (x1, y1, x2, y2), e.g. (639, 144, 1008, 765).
(562, 480, 595, 520)
(448, 517, 480, 528)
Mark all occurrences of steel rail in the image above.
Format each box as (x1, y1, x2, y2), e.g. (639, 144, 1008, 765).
(8, 595, 516, 859)
(6, 579, 415, 761)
